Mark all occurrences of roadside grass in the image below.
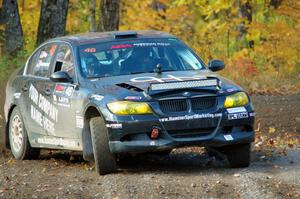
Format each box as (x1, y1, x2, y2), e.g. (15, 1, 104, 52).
(223, 72, 300, 95)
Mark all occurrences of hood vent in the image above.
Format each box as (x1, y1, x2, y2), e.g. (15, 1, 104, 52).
(116, 83, 143, 92)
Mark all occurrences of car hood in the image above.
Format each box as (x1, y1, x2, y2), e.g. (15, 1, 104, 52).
(91, 70, 243, 98)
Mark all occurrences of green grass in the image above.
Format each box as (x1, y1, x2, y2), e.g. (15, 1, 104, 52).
(0, 50, 30, 82)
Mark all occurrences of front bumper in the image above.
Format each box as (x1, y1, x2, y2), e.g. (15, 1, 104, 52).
(109, 131, 254, 154)
(106, 105, 255, 154)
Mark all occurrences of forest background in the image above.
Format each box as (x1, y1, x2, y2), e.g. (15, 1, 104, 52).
(0, 0, 299, 95)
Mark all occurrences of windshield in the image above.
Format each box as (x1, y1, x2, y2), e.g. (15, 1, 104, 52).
(78, 38, 205, 78)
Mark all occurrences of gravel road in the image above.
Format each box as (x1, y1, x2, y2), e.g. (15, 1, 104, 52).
(0, 94, 299, 199)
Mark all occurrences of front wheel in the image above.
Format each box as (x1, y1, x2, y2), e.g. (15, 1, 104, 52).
(90, 116, 117, 175)
(9, 107, 40, 160)
(216, 143, 251, 168)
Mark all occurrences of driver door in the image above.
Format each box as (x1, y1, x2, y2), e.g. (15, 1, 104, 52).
(43, 43, 81, 140)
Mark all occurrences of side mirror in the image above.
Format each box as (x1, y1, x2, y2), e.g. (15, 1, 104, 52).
(208, 60, 225, 72)
(50, 71, 72, 83)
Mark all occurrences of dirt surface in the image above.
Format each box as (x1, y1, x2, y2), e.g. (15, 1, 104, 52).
(0, 93, 300, 199)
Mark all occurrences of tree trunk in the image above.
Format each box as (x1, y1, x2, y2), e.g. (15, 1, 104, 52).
(0, 7, 3, 24)
(270, 0, 282, 9)
(36, 0, 69, 46)
(99, 0, 120, 31)
(89, 0, 97, 32)
(1, 0, 24, 55)
(238, 0, 254, 48)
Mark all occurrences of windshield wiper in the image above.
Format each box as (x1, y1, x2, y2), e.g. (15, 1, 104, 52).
(160, 69, 176, 72)
(87, 74, 112, 79)
(128, 71, 154, 75)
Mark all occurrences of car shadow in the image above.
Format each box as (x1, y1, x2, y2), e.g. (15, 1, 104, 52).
(117, 150, 228, 173)
(12, 147, 299, 174)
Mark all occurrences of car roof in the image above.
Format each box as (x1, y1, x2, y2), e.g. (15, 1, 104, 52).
(47, 30, 177, 46)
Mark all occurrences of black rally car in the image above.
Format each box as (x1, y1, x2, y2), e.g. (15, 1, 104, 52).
(4, 31, 255, 174)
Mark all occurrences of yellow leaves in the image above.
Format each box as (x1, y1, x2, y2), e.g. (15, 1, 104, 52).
(7, 159, 15, 166)
(269, 127, 276, 134)
(288, 139, 294, 148)
(246, 29, 261, 42)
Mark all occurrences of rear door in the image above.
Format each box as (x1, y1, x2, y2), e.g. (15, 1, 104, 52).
(20, 43, 58, 137)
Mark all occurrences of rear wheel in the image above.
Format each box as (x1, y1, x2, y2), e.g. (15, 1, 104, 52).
(9, 107, 40, 160)
(218, 143, 251, 168)
(90, 116, 117, 175)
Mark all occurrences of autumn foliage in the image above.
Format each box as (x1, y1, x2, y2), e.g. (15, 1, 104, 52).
(0, 0, 300, 94)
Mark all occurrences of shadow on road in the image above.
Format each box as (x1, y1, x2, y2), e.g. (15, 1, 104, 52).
(3, 147, 295, 174)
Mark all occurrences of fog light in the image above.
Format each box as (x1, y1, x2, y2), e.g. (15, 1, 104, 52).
(151, 127, 160, 139)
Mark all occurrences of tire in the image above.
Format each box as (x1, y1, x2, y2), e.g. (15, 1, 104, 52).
(218, 143, 251, 168)
(9, 107, 40, 160)
(90, 116, 117, 175)
(206, 147, 226, 161)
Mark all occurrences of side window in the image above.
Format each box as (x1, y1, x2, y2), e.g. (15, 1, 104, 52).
(27, 43, 57, 77)
(54, 44, 75, 78)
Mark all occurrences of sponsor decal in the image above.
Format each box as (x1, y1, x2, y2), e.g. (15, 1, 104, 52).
(29, 85, 58, 135)
(90, 94, 104, 101)
(111, 44, 133, 49)
(106, 123, 122, 129)
(159, 113, 222, 122)
(13, 92, 21, 99)
(84, 48, 96, 53)
(133, 42, 171, 47)
(228, 112, 248, 120)
(53, 95, 57, 102)
(226, 107, 247, 114)
(53, 95, 70, 108)
(224, 134, 234, 141)
(56, 96, 70, 108)
(37, 137, 77, 148)
(124, 96, 142, 100)
(65, 86, 74, 97)
(249, 112, 255, 117)
(75, 115, 84, 129)
(55, 84, 65, 93)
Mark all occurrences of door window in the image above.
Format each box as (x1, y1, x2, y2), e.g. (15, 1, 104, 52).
(54, 44, 75, 78)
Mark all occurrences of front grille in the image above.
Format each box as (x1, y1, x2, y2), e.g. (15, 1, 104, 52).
(159, 97, 217, 113)
(159, 99, 188, 113)
(191, 97, 216, 111)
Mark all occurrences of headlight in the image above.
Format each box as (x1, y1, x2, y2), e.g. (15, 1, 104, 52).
(107, 101, 153, 115)
(224, 92, 249, 108)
